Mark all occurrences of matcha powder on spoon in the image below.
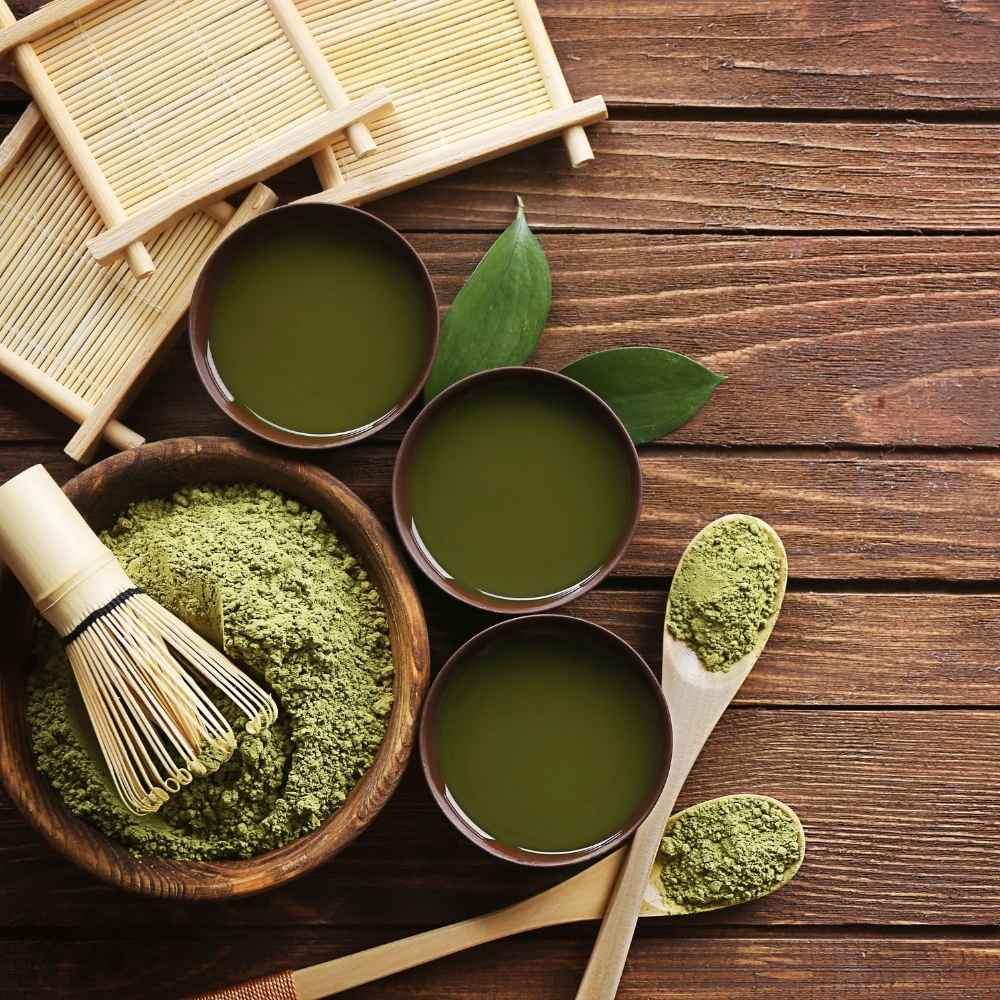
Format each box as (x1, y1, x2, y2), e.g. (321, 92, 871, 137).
(667, 516, 783, 671)
(27, 484, 394, 861)
(658, 796, 803, 911)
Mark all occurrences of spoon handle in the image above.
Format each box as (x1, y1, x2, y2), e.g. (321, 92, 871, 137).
(190, 851, 624, 1000)
(574, 741, 702, 1000)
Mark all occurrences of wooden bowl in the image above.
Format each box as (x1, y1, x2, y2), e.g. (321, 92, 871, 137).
(0, 437, 431, 900)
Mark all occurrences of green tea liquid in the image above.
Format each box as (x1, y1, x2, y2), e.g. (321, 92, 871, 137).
(406, 377, 636, 603)
(207, 225, 430, 435)
(432, 625, 666, 854)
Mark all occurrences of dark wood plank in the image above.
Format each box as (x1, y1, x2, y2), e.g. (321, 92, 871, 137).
(4, 710, 999, 929)
(539, 0, 1000, 112)
(6, 115, 1000, 233)
(6, 932, 1000, 999)
(5, 1, 1000, 110)
(427, 589, 1000, 707)
(2, 445, 999, 580)
(1, 235, 998, 449)
(365, 121, 1000, 233)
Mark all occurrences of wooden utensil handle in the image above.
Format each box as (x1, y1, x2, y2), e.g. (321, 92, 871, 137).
(574, 741, 702, 1000)
(292, 893, 568, 998)
(188, 970, 299, 1000)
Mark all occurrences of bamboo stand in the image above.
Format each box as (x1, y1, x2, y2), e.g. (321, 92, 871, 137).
(0, 0, 153, 278)
(296, 0, 604, 208)
(0, 104, 275, 461)
(0, 0, 391, 276)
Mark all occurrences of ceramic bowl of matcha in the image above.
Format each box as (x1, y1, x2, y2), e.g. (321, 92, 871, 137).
(0, 437, 431, 900)
(393, 367, 642, 613)
(189, 203, 439, 449)
(421, 615, 671, 866)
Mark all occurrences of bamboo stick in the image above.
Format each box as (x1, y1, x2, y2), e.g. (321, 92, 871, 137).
(263, 0, 373, 190)
(203, 202, 235, 225)
(512, 0, 593, 167)
(0, 344, 143, 451)
(66, 183, 278, 464)
(86, 87, 392, 265)
(0, 1, 155, 278)
(0, 101, 44, 181)
(304, 95, 605, 207)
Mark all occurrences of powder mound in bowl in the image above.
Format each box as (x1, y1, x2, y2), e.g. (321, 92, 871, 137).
(26, 484, 394, 861)
(658, 796, 802, 911)
(667, 516, 783, 672)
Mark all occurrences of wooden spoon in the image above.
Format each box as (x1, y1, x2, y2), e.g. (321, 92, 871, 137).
(189, 794, 804, 1000)
(574, 514, 788, 1000)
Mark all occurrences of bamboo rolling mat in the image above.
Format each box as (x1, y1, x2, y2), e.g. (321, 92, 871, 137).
(298, 0, 607, 207)
(0, 104, 276, 463)
(0, 0, 388, 277)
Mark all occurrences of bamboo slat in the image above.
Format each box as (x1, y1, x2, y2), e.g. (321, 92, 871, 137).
(1, 0, 387, 276)
(299, 0, 603, 202)
(0, 107, 273, 461)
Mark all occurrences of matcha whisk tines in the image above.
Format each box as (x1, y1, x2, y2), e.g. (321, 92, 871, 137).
(0, 465, 277, 815)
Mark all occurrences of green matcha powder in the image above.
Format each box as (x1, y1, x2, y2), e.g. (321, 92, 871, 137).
(658, 796, 802, 911)
(667, 516, 783, 671)
(27, 485, 394, 861)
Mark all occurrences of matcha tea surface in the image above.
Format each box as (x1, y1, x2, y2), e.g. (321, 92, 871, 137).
(406, 377, 636, 603)
(432, 626, 666, 854)
(207, 226, 429, 435)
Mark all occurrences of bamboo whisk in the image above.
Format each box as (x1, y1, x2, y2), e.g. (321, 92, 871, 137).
(0, 466, 277, 815)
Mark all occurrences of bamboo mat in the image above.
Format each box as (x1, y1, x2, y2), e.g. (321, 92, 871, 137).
(299, 0, 606, 204)
(0, 106, 274, 460)
(0, 0, 386, 276)
(33, 0, 327, 217)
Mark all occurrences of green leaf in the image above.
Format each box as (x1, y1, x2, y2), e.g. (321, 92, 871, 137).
(424, 197, 551, 401)
(561, 347, 724, 444)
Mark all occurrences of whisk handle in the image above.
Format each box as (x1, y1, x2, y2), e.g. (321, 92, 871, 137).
(0, 464, 112, 612)
(188, 971, 299, 1000)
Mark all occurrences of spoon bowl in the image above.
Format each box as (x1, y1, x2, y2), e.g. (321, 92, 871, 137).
(642, 793, 805, 917)
(663, 514, 789, 702)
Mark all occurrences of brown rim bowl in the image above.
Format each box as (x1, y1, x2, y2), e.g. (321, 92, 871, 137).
(0, 437, 431, 900)
(420, 615, 672, 867)
(393, 366, 643, 614)
(189, 202, 439, 450)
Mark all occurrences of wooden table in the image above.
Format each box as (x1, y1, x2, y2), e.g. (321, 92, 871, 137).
(3, 2, 1000, 997)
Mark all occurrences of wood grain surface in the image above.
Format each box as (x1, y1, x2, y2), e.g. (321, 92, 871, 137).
(5, 934, 999, 999)
(1, 445, 997, 580)
(2, 1, 999, 998)
(4, 1, 1000, 110)
(363, 122, 1000, 233)
(8, 115, 1000, 234)
(2, 444, 1000, 581)
(3, 710, 1000, 928)
(0, 230, 997, 449)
